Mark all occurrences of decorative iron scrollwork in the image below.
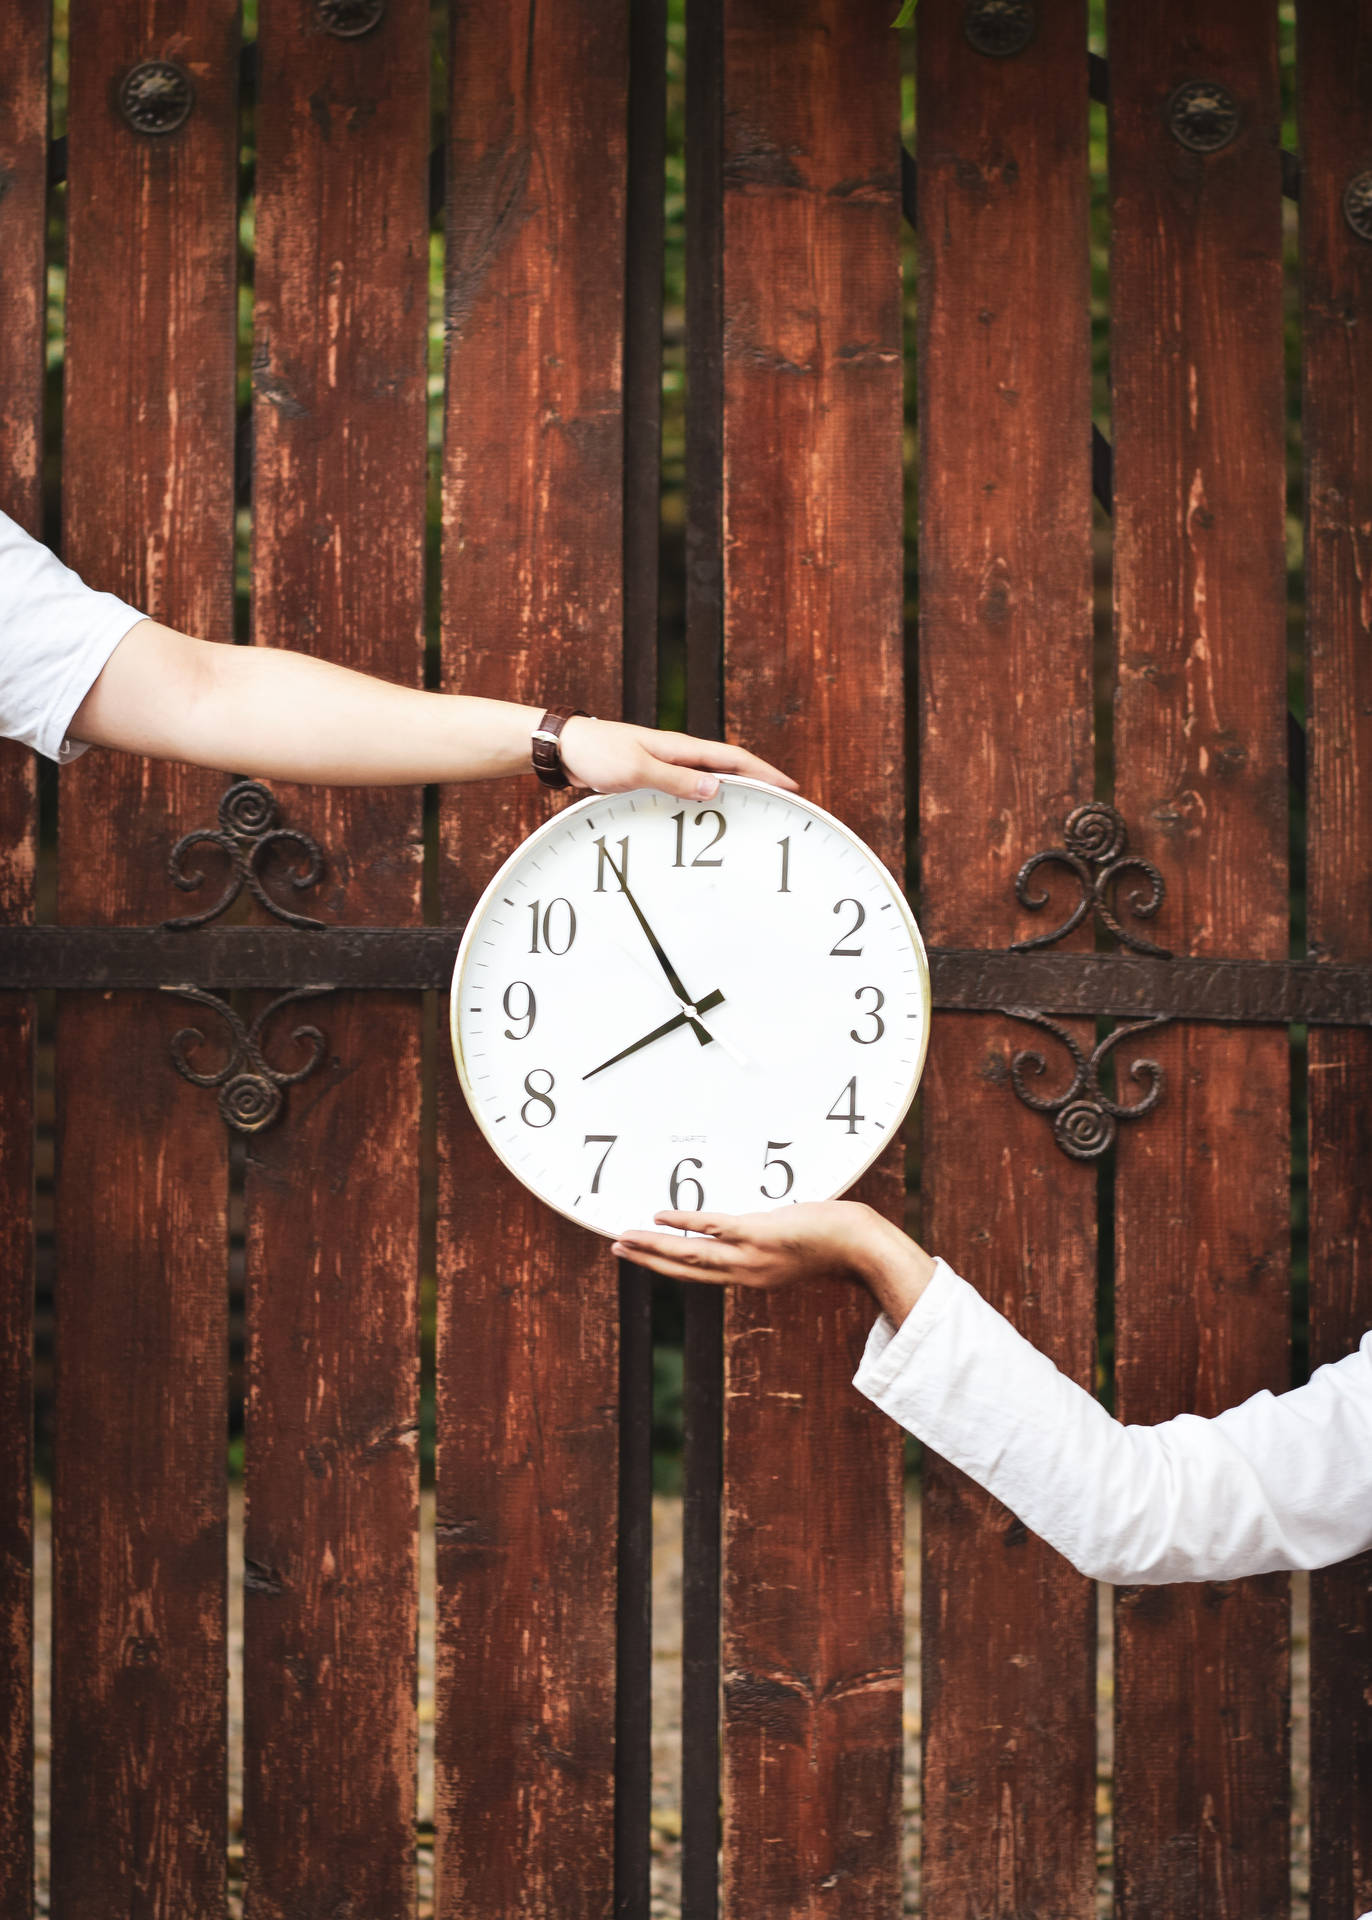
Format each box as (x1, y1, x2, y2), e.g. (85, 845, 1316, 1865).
(963, 0, 1034, 57)
(164, 985, 333, 1134)
(1013, 801, 1169, 957)
(315, 0, 387, 35)
(1004, 1009, 1169, 1161)
(165, 780, 325, 931)
(1344, 170, 1372, 243)
(1166, 81, 1239, 153)
(118, 61, 195, 135)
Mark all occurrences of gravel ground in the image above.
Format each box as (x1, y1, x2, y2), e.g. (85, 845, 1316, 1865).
(31, 1485, 1308, 1916)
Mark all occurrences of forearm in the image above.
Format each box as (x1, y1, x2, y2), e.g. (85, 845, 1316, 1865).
(70, 621, 544, 785)
(856, 1266, 1372, 1584)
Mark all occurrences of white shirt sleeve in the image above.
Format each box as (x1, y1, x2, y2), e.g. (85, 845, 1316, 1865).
(0, 510, 147, 763)
(854, 1259, 1372, 1585)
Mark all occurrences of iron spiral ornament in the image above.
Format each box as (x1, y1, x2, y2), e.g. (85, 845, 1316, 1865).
(1004, 1010, 1169, 1162)
(165, 985, 333, 1134)
(1013, 801, 1169, 957)
(165, 780, 326, 930)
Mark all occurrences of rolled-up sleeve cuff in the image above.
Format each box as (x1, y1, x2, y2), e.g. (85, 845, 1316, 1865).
(853, 1256, 961, 1404)
(46, 603, 147, 763)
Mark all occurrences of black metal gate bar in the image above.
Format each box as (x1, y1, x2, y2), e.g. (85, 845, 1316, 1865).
(5, 928, 1370, 1025)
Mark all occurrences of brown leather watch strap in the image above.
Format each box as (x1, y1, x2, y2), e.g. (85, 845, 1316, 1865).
(531, 706, 589, 789)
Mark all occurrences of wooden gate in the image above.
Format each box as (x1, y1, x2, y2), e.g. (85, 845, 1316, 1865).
(1, 2, 1369, 1916)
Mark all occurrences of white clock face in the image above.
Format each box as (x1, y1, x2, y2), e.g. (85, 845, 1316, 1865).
(450, 776, 930, 1239)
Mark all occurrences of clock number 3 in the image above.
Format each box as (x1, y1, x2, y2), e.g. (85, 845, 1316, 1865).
(760, 1140, 794, 1200)
(520, 1069, 557, 1127)
(850, 986, 885, 1044)
(669, 1157, 705, 1210)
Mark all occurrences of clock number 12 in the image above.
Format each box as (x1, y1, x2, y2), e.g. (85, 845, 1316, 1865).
(672, 809, 727, 867)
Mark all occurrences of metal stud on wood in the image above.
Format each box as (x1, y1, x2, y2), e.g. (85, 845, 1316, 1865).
(962, 0, 1034, 57)
(1166, 79, 1240, 151)
(1343, 168, 1372, 242)
(314, 0, 386, 36)
(117, 60, 194, 133)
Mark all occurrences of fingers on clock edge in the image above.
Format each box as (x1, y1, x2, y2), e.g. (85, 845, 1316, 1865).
(651, 1209, 735, 1237)
(655, 733, 798, 792)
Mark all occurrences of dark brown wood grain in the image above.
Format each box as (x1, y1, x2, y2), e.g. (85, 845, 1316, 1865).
(0, 6, 47, 1910)
(435, 4, 627, 1912)
(1298, 8, 1372, 1917)
(916, 3, 1099, 1912)
(716, 6, 904, 1912)
(52, 3, 239, 1911)
(244, 5, 428, 1913)
(1108, 7, 1291, 1916)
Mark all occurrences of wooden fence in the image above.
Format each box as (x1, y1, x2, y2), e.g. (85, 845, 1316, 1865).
(1, 1, 1369, 1916)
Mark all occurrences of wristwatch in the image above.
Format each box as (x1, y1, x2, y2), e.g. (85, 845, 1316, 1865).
(531, 706, 589, 789)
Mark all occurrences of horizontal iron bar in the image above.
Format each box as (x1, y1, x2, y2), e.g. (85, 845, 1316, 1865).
(931, 948, 1372, 1026)
(0, 926, 461, 991)
(1, 928, 1370, 1025)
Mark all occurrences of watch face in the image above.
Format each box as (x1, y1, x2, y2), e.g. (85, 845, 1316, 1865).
(450, 776, 931, 1239)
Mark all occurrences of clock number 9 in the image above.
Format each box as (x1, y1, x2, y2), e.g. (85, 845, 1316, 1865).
(830, 898, 866, 956)
(669, 1157, 705, 1211)
(760, 1140, 794, 1200)
(850, 986, 885, 1044)
(502, 981, 536, 1040)
(528, 898, 577, 956)
(520, 1069, 557, 1127)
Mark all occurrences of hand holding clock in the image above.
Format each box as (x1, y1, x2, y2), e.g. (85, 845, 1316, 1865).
(613, 1201, 937, 1329)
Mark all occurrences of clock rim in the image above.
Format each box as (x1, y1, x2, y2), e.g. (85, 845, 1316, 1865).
(449, 774, 932, 1240)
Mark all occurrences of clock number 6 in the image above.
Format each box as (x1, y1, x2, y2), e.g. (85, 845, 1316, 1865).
(584, 1134, 617, 1193)
(826, 1077, 865, 1135)
(669, 1157, 705, 1211)
(761, 1140, 794, 1200)
(830, 898, 865, 956)
(502, 981, 536, 1040)
(520, 1069, 557, 1127)
(850, 985, 885, 1044)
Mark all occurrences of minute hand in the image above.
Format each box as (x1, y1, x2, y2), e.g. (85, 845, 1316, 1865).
(583, 989, 726, 1081)
(603, 849, 712, 1044)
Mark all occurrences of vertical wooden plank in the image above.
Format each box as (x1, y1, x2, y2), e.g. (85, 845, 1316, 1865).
(0, 7, 48, 1911)
(245, 6, 428, 1914)
(1108, 8, 1291, 1917)
(1299, 7, 1372, 1916)
(617, 6, 666, 1913)
(717, 5, 904, 1913)
(53, 4, 238, 1912)
(916, 3, 1098, 1914)
(435, 5, 627, 1914)
(681, 1, 726, 1910)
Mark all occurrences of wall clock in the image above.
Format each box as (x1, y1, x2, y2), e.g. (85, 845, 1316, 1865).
(450, 775, 931, 1237)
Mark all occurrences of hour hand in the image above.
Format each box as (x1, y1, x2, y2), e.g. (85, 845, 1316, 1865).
(583, 988, 725, 1081)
